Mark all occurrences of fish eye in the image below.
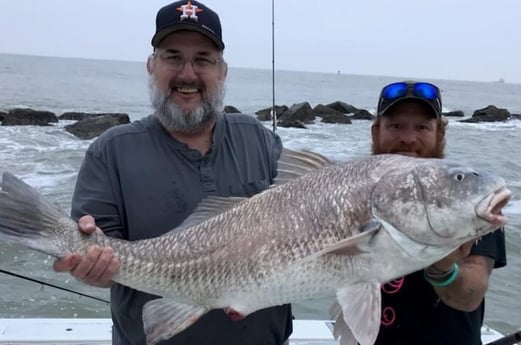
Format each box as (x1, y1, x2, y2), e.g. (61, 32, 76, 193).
(454, 173, 465, 181)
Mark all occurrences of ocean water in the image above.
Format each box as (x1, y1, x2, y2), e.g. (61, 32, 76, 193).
(0, 53, 520, 335)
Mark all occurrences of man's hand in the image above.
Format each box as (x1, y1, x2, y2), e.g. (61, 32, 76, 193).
(53, 215, 120, 288)
(430, 240, 475, 273)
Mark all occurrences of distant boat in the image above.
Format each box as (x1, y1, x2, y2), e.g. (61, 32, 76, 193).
(498, 77, 505, 83)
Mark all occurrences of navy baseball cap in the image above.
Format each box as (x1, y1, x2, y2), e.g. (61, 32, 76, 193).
(151, 0, 225, 50)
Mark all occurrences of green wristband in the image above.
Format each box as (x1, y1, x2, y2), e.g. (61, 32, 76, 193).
(424, 263, 459, 287)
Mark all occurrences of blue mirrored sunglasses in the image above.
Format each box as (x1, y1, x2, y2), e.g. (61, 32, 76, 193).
(382, 82, 439, 101)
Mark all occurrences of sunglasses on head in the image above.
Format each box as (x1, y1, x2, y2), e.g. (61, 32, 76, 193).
(378, 81, 442, 116)
(382, 82, 439, 101)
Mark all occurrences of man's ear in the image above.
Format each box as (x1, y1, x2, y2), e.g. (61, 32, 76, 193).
(147, 55, 154, 75)
(370, 122, 378, 142)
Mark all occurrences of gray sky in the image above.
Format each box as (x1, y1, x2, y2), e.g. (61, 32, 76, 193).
(1, 0, 520, 83)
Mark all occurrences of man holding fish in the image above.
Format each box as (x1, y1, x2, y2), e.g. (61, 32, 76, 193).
(53, 1, 293, 344)
(370, 80, 507, 345)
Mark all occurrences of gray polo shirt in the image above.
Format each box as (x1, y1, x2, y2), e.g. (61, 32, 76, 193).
(71, 113, 292, 345)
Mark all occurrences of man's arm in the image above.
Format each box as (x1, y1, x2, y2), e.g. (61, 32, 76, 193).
(425, 236, 495, 312)
(430, 252, 494, 311)
(425, 229, 506, 311)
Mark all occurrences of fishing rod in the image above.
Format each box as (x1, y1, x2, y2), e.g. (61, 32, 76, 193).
(271, 0, 277, 132)
(485, 329, 521, 345)
(0, 268, 109, 304)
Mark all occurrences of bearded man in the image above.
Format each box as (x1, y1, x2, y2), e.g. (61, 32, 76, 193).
(53, 1, 292, 344)
(370, 81, 506, 345)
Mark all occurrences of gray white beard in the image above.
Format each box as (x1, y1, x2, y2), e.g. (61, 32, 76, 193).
(148, 75, 225, 134)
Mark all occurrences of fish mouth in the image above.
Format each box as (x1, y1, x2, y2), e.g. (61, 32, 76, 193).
(476, 187, 512, 226)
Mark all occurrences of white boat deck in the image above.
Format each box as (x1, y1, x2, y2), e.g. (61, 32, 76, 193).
(0, 318, 506, 344)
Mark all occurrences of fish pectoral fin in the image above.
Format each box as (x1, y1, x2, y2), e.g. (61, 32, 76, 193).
(142, 298, 207, 345)
(317, 226, 381, 257)
(333, 281, 382, 345)
(358, 219, 383, 234)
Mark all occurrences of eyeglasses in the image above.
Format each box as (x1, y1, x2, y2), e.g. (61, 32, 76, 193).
(153, 50, 224, 73)
(377, 81, 442, 117)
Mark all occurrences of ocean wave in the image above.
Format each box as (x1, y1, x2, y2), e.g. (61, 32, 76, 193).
(449, 119, 521, 131)
(505, 199, 521, 216)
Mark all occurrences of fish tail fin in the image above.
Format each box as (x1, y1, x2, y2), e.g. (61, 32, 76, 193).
(0, 172, 76, 257)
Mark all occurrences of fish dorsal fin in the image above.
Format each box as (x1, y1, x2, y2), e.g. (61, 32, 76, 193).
(174, 196, 247, 231)
(274, 148, 333, 186)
